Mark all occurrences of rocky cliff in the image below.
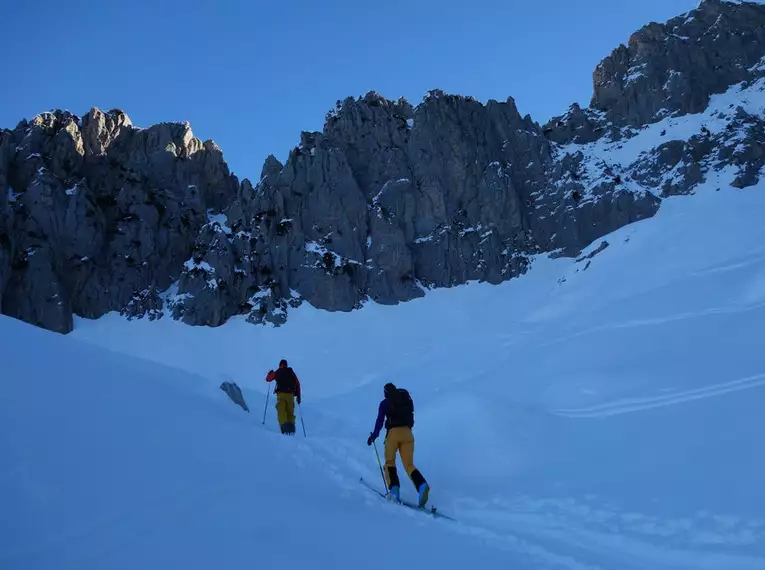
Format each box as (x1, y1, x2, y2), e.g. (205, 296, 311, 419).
(1, 0, 764, 333)
(0, 110, 238, 332)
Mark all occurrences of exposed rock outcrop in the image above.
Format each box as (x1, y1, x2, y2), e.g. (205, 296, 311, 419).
(170, 85, 664, 325)
(1, 0, 763, 333)
(0, 109, 238, 332)
(220, 380, 250, 413)
(547, 0, 765, 138)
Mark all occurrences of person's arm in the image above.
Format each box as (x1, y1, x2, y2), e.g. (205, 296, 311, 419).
(294, 373, 301, 404)
(370, 400, 387, 440)
(265, 370, 276, 382)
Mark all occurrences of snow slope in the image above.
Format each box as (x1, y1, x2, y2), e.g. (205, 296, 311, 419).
(11, 180, 754, 570)
(1, 315, 535, 570)
(4, 83, 765, 570)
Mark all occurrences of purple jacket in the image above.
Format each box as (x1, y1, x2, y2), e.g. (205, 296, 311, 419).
(370, 399, 391, 440)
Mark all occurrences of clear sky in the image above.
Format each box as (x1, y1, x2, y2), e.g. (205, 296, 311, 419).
(1, 0, 699, 182)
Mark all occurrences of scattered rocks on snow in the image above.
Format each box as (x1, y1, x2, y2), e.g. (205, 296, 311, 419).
(220, 381, 250, 413)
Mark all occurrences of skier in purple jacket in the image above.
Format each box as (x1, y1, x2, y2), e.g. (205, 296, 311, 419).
(367, 382, 430, 507)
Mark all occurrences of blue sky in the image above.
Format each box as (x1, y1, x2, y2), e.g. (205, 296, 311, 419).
(1, 0, 699, 182)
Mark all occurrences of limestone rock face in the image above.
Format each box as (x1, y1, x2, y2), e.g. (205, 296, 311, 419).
(0, 108, 237, 332)
(590, 0, 765, 128)
(1, 0, 763, 332)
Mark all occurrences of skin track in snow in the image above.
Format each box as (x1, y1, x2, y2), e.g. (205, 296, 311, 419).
(359, 477, 457, 521)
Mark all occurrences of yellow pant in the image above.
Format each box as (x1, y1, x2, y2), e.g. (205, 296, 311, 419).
(275, 392, 295, 426)
(384, 426, 416, 487)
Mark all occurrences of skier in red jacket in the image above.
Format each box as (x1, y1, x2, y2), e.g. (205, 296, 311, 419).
(266, 359, 301, 435)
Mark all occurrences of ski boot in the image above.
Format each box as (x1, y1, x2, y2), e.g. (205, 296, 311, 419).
(417, 483, 430, 508)
(388, 485, 401, 503)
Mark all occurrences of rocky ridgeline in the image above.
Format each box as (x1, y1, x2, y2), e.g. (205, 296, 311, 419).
(544, 0, 765, 196)
(1, 0, 764, 333)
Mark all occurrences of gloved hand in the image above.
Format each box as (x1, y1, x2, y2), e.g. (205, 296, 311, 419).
(367, 433, 375, 446)
(296, 396, 301, 405)
(268, 369, 274, 375)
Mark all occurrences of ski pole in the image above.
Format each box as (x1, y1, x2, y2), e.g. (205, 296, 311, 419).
(262, 389, 270, 425)
(299, 403, 307, 437)
(372, 440, 389, 494)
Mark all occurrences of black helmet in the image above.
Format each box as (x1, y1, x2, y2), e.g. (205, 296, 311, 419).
(279, 359, 288, 367)
(383, 382, 397, 398)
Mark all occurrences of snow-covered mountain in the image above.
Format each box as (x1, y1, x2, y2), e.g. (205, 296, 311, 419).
(4, 157, 764, 569)
(3, 2, 765, 568)
(2, 0, 764, 333)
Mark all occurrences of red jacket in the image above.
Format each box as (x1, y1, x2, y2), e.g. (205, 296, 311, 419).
(266, 367, 301, 401)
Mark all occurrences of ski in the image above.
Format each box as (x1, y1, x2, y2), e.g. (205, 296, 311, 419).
(359, 477, 456, 521)
(359, 476, 387, 498)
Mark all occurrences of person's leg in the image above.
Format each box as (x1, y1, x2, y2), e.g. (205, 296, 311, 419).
(399, 428, 416, 477)
(285, 395, 296, 434)
(384, 428, 403, 499)
(275, 393, 288, 433)
(399, 428, 429, 506)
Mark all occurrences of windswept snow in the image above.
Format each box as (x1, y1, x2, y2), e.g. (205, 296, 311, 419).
(206, 210, 232, 234)
(305, 241, 364, 267)
(625, 63, 647, 85)
(183, 258, 214, 273)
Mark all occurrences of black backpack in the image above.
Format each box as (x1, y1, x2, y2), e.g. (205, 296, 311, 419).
(385, 388, 414, 430)
(274, 367, 297, 393)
